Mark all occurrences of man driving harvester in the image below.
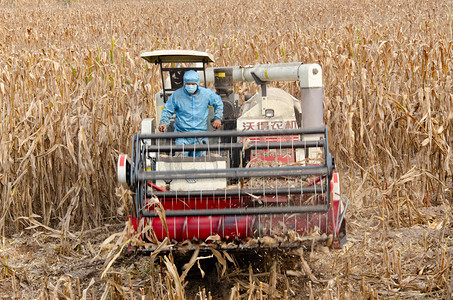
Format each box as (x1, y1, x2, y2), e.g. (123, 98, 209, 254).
(158, 70, 223, 157)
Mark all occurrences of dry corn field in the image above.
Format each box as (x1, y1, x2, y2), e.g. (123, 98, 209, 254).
(1, 0, 453, 298)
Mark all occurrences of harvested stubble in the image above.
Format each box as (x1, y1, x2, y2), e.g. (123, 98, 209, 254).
(1, 0, 453, 298)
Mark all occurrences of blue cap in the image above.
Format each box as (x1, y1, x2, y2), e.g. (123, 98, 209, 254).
(183, 70, 200, 86)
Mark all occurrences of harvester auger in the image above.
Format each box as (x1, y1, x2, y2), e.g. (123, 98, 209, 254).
(117, 50, 347, 252)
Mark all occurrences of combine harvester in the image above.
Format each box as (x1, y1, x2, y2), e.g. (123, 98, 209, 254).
(118, 50, 347, 252)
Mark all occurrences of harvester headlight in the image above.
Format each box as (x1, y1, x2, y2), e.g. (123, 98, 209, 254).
(265, 109, 274, 118)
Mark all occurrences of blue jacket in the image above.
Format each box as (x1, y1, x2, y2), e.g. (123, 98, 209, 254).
(159, 71, 223, 132)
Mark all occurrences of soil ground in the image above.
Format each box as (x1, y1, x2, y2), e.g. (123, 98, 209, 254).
(1, 202, 451, 299)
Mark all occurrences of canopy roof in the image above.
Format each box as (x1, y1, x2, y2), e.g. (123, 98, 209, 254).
(140, 50, 215, 64)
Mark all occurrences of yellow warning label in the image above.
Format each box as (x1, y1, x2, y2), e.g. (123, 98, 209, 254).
(265, 70, 269, 79)
(215, 73, 226, 77)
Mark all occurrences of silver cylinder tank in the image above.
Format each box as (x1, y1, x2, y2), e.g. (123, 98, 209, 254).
(301, 87, 323, 129)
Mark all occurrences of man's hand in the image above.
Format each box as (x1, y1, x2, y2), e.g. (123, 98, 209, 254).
(212, 119, 222, 130)
(159, 124, 167, 132)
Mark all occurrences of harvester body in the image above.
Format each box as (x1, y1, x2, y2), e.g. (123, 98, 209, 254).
(118, 50, 347, 250)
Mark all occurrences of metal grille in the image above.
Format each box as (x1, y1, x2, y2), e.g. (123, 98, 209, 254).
(129, 127, 335, 240)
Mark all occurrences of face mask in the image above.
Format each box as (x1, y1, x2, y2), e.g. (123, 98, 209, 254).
(185, 84, 197, 94)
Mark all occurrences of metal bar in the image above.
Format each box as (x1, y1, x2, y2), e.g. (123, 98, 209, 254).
(159, 62, 166, 102)
(203, 64, 322, 85)
(133, 134, 147, 218)
(161, 67, 205, 72)
(336, 194, 349, 235)
(202, 62, 207, 88)
(132, 134, 141, 186)
(137, 165, 328, 181)
(138, 127, 326, 139)
(141, 204, 329, 217)
(131, 135, 139, 218)
(150, 185, 327, 198)
(145, 140, 325, 152)
(324, 126, 332, 212)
